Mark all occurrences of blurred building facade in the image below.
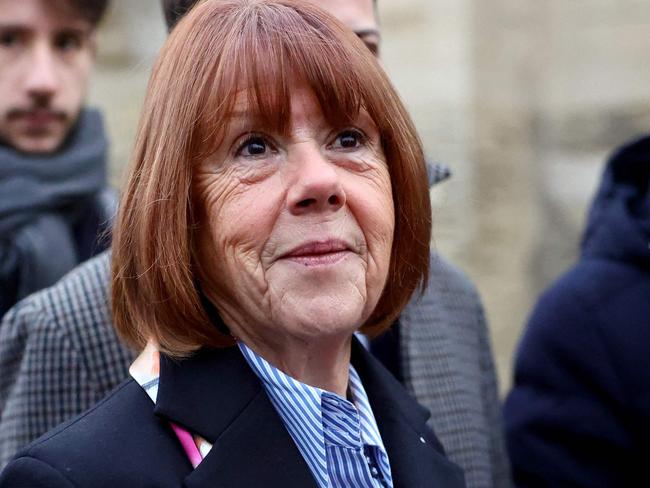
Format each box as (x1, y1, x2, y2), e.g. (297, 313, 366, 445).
(89, 0, 650, 392)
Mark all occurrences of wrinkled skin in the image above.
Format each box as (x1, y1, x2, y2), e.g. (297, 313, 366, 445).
(194, 82, 394, 394)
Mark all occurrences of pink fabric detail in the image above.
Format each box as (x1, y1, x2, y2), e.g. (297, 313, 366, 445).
(170, 422, 203, 468)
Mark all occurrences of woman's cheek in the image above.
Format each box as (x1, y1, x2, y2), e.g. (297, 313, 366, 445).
(212, 178, 285, 271)
(350, 178, 394, 255)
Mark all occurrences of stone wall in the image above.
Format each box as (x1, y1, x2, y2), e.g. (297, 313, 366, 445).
(380, 0, 650, 391)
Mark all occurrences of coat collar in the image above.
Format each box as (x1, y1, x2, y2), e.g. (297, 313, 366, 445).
(153, 339, 465, 488)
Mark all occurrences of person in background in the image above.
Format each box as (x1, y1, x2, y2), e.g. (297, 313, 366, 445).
(0, 1, 511, 486)
(504, 135, 650, 487)
(0, 0, 112, 318)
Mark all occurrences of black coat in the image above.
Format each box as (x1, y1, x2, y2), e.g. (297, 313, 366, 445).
(0, 340, 466, 487)
(503, 135, 650, 487)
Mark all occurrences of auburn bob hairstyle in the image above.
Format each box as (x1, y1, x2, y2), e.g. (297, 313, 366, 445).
(112, 0, 432, 357)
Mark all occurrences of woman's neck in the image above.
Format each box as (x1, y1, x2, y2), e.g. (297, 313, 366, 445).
(241, 333, 353, 397)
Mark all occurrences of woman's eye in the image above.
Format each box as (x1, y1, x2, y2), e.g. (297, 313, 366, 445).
(332, 130, 365, 150)
(237, 136, 272, 157)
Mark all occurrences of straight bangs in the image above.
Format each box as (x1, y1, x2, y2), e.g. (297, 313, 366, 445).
(193, 0, 383, 162)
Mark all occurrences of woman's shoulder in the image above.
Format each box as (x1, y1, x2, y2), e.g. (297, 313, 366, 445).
(0, 379, 190, 487)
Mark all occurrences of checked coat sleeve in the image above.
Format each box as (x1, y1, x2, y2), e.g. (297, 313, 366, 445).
(399, 254, 511, 488)
(0, 252, 134, 468)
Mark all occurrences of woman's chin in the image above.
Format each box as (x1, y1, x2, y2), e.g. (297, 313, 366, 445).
(271, 295, 367, 342)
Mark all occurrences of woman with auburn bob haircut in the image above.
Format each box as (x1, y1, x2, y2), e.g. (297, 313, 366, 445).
(0, 1, 465, 487)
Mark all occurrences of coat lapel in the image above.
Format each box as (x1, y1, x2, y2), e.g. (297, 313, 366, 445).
(153, 341, 465, 488)
(154, 347, 317, 488)
(351, 340, 467, 487)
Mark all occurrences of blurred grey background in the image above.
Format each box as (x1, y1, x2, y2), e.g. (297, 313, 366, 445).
(88, 0, 650, 393)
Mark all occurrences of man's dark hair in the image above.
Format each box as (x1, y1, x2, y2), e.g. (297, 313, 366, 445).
(161, 0, 199, 31)
(161, 0, 378, 31)
(67, 0, 110, 27)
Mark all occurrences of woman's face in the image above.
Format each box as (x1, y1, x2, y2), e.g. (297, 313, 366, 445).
(194, 81, 394, 348)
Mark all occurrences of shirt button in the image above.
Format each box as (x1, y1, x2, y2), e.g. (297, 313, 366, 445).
(419, 436, 427, 444)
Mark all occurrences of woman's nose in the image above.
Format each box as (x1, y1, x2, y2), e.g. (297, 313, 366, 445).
(287, 148, 346, 215)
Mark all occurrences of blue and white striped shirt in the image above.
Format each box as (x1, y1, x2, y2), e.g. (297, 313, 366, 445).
(239, 342, 394, 488)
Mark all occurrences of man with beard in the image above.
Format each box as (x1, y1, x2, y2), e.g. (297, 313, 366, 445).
(0, 0, 111, 317)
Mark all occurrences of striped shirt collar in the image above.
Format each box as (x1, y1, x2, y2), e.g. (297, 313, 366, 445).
(239, 341, 393, 488)
(130, 340, 393, 486)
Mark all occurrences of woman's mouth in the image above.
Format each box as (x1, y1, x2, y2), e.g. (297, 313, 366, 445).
(281, 239, 352, 267)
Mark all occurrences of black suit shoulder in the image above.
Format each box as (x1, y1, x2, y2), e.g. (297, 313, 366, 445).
(0, 456, 76, 488)
(0, 380, 191, 488)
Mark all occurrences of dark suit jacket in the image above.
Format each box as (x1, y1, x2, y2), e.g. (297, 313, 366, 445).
(0, 340, 465, 487)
